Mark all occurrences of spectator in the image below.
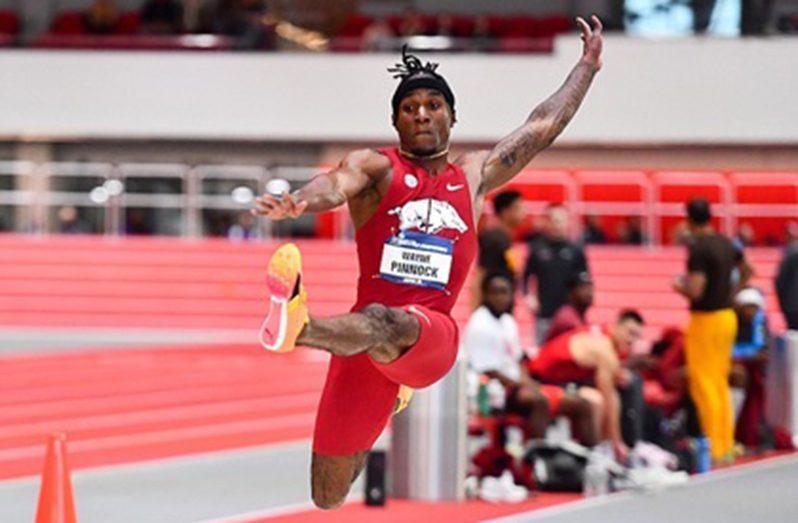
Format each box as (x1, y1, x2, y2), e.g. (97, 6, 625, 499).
(523, 203, 589, 346)
(775, 229, 798, 330)
(528, 310, 648, 461)
(735, 222, 756, 247)
(397, 9, 425, 37)
(626, 216, 645, 245)
(669, 219, 691, 246)
(582, 214, 607, 245)
(465, 273, 598, 445)
(361, 17, 394, 52)
(227, 211, 259, 240)
(436, 13, 456, 37)
(125, 209, 152, 235)
(544, 271, 593, 343)
(478, 189, 524, 282)
(730, 287, 771, 450)
(140, 0, 183, 35)
(84, 0, 119, 34)
(57, 206, 90, 234)
(199, 0, 266, 48)
(672, 198, 752, 463)
(470, 14, 497, 52)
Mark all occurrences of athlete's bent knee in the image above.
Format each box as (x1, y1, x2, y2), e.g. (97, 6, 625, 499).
(361, 303, 420, 363)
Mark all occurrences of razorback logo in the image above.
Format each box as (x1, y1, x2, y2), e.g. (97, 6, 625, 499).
(388, 198, 468, 235)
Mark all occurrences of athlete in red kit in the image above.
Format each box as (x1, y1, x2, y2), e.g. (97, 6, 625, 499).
(253, 16, 604, 510)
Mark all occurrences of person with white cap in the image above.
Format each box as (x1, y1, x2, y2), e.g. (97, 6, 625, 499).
(731, 287, 770, 451)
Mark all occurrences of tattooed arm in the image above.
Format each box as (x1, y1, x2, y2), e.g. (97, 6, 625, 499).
(474, 16, 604, 195)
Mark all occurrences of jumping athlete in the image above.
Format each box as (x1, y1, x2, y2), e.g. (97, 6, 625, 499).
(253, 16, 604, 510)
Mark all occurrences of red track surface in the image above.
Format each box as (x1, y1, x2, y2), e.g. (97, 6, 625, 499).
(251, 494, 581, 523)
(0, 344, 326, 479)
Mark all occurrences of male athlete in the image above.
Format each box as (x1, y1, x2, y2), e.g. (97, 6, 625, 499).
(253, 16, 604, 509)
(527, 310, 646, 462)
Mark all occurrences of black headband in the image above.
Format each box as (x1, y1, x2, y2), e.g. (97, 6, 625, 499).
(389, 46, 455, 116)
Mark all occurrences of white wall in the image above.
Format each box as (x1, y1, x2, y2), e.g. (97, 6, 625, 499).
(1, 36, 796, 144)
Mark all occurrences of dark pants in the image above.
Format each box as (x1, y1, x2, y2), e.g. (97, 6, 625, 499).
(735, 360, 766, 447)
(619, 371, 646, 447)
(786, 312, 798, 331)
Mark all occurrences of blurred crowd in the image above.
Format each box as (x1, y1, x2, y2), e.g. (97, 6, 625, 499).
(463, 191, 797, 501)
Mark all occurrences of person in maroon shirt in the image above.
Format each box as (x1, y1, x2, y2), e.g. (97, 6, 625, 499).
(253, 17, 605, 510)
(545, 271, 594, 343)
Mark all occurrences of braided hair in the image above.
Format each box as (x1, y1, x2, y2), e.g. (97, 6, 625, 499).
(389, 45, 456, 122)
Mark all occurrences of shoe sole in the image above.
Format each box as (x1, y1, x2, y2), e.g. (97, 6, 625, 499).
(259, 244, 303, 353)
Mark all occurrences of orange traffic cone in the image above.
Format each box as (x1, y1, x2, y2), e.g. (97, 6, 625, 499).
(35, 433, 77, 523)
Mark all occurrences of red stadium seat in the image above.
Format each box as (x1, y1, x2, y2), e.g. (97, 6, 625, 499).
(50, 11, 87, 35)
(651, 171, 732, 244)
(114, 12, 141, 35)
(494, 170, 575, 238)
(0, 10, 20, 35)
(730, 171, 798, 245)
(496, 36, 554, 54)
(538, 15, 572, 36)
(499, 16, 541, 37)
(337, 13, 373, 37)
(574, 170, 653, 242)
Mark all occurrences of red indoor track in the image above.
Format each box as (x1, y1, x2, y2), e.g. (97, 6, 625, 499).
(0, 344, 326, 480)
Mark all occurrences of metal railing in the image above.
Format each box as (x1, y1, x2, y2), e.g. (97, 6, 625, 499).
(1, 160, 796, 244)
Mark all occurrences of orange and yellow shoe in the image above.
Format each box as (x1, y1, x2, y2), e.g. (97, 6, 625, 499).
(258, 243, 309, 353)
(393, 385, 414, 415)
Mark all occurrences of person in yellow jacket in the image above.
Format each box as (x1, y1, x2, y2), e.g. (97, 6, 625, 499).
(673, 198, 752, 462)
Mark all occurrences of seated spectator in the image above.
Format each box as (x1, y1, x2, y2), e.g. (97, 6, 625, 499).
(731, 287, 771, 450)
(626, 216, 645, 245)
(397, 9, 425, 37)
(582, 215, 607, 245)
(528, 310, 647, 462)
(735, 222, 757, 247)
(465, 273, 598, 445)
(57, 206, 90, 234)
(436, 13, 455, 37)
(669, 219, 691, 246)
(84, 0, 119, 34)
(125, 209, 152, 235)
(140, 0, 183, 35)
(544, 271, 593, 343)
(642, 327, 687, 415)
(361, 17, 394, 52)
(199, 0, 266, 48)
(227, 211, 259, 240)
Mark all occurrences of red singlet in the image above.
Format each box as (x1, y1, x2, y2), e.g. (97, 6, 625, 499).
(313, 148, 478, 455)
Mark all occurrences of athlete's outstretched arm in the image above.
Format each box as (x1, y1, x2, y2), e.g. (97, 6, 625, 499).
(252, 149, 390, 220)
(477, 15, 603, 194)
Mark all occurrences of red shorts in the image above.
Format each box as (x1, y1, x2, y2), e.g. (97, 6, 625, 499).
(313, 304, 458, 456)
(539, 384, 565, 417)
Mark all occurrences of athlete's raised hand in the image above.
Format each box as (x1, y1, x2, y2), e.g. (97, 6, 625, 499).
(576, 15, 603, 71)
(252, 191, 308, 221)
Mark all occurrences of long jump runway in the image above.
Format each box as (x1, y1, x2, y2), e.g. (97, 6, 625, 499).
(488, 454, 798, 523)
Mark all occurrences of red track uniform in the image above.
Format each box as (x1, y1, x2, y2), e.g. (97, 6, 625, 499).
(313, 148, 478, 455)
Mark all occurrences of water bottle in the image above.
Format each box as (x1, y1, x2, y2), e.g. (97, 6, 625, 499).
(694, 437, 711, 474)
(477, 380, 490, 416)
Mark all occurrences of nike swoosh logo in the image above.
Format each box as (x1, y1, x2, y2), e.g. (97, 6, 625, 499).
(446, 183, 464, 191)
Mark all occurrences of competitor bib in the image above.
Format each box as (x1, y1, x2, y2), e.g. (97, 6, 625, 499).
(379, 231, 453, 290)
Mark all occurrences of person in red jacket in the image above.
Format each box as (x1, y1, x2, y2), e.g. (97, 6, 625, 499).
(252, 17, 605, 510)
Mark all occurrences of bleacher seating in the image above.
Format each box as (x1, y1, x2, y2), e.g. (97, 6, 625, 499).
(0, 235, 785, 343)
